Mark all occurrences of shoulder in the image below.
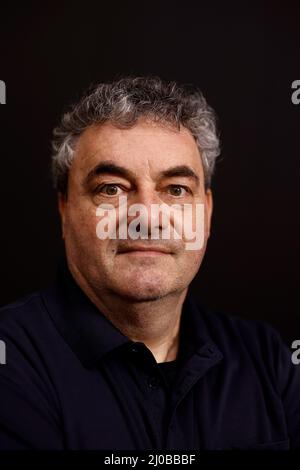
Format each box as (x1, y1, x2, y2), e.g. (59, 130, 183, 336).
(0, 288, 63, 387)
(0, 290, 52, 340)
(0, 288, 63, 413)
(193, 299, 294, 387)
(0, 290, 45, 316)
(0, 289, 57, 368)
(0, 291, 64, 448)
(197, 299, 285, 352)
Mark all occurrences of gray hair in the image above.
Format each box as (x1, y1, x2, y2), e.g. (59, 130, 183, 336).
(51, 76, 221, 196)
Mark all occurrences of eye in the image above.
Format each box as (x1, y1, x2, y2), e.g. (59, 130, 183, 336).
(96, 184, 123, 196)
(167, 185, 189, 197)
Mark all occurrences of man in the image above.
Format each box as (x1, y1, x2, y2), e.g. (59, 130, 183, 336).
(0, 76, 299, 450)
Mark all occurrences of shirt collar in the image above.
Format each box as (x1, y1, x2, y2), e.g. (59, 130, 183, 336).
(41, 255, 222, 369)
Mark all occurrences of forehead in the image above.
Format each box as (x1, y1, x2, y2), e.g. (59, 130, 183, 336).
(72, 119, 203, 179)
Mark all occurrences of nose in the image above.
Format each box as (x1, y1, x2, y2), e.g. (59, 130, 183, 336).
(126, 185, 164, 237)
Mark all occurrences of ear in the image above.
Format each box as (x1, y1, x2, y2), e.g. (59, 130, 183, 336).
(57, 192, 67, 239)
(205, 189, 213, 238)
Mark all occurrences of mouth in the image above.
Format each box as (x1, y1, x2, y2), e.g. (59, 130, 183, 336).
(117, 246, 173, 256)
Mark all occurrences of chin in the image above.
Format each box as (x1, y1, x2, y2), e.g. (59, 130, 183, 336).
(114, 280, 171, 302)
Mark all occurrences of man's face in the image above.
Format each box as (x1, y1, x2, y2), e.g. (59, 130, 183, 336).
(59, 118, 213, 302)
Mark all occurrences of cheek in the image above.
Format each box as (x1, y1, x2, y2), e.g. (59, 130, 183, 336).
(180, 248, 205, 275)
(189, 249, 203, 265)
(66, 205, 100, 244)
(179, 201, 206, 239)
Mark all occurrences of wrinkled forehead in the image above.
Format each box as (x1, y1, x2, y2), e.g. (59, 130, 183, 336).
(71, 120, 204, 182)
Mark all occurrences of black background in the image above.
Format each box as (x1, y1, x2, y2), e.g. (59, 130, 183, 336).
(0, 1, 299, 345)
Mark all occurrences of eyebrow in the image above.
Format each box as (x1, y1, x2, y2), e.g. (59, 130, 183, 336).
(83, 161, 200, 187)
(159, 165, 200, 185)
(83, 161, 135, 188)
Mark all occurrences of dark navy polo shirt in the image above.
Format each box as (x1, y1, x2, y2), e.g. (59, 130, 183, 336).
(0, 258, 300, 450)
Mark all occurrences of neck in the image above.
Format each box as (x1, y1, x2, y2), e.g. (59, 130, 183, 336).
(69, 266, 187, 363)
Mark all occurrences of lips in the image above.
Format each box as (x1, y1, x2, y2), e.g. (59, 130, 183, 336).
(117, 245, 172, 255)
